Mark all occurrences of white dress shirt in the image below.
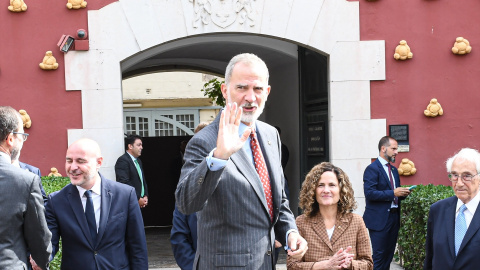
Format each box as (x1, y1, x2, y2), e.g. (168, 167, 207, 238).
(456, 191, 480, 229)
(378, 156, 398, 208)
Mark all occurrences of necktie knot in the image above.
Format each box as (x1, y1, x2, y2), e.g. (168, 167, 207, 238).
(85, 190, 93, 198)
(460, 204, 467, 213)
(250, 129, 256, 139)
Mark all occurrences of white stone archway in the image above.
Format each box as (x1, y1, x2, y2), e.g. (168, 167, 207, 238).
(64, 0, 386, 212)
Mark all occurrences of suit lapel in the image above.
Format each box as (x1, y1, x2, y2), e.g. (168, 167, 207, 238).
(458, 200, 480, 255)
(376, 159, 393, 190)
(97, 176, 112, 246)
(311, 214, 333, 251)
(67, 184, 95, 247)
(330, 214, 351, 246)
(446, 199, 456, 257)
(230, 147, 269, 215)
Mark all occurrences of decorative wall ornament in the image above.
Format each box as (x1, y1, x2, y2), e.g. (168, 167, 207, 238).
(39, 51, 59, 70)
(424, 98, 443, 117)
(66, 0, 87, 9)
(190, 0, 256, 29)
(394, 40, 413, 60)
(398, 158, 416, 176)
(452, 37, 472, 55)
(8, 0, 27, 12)
(48, 167, 62, 177)
(19, 109, 31, 128)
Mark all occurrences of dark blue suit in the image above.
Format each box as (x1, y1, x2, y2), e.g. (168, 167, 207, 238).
(170, 205, 198, 270)
(19, 162, 47, 205)
(424, 196, 480, 270)
(45, 174, 148, 269)
(363, 158, 403, 270)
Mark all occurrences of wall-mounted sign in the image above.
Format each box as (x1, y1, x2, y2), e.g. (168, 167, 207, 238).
(307, 122, 325, 156)
(389, 124, 409, 152)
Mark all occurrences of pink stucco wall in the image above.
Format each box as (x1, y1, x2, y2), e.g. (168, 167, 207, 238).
(360, 0, 480, 185)
(0, 0, 115, 175)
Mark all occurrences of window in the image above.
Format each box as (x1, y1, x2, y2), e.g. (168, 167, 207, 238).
(126, 116, 136, 135)
(124, 109, 200, 137)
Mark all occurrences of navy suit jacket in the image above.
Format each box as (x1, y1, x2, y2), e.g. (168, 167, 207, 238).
(115, 152, 149, 199)
(170, 205, 198, 270)
(363, 158, 403, 231)
(424, 196, 480, 270)
(45, 174, 148, 270)
(19, 162, 47, 205)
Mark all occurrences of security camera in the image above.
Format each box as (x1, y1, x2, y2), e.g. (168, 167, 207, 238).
(76, 29, 88, 40)
(57, 35, 75, 53)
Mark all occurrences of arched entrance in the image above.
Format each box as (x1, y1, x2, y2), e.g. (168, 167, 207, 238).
(65, 0, 386, 216)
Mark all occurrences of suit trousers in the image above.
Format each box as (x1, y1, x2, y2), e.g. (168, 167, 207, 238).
(369, 210, 399, 270)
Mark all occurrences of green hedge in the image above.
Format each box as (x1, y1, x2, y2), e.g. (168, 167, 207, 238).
(41, 176, 70, 270)
(397, 184, 455, 270)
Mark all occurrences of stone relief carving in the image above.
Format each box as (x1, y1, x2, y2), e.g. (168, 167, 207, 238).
(190, 0, 256, 29)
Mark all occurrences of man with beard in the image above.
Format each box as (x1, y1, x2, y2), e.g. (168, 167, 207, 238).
(115, 135, 149, 208)
(175, 53, 307, 270)
(0, 106, 51, 270)
(363, 136, 411, 270)
(35, 138, 148, 269)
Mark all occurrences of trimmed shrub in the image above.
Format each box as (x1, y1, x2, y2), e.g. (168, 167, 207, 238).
(41, 176, 70, 270)
(397, 184, 455, 270)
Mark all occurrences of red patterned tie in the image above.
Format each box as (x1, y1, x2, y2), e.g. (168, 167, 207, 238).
(250, 129, 274, 222)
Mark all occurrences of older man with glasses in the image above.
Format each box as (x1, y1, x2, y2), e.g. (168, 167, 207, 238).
(424, 147, 480, 270)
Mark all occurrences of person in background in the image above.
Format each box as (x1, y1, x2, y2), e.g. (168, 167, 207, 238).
(424, 148, 480, 269)
(287, 162, 373, 270)
(115, 135, 149, 208)
(170, 121, 209, 270)
(363, 136, 410, 270)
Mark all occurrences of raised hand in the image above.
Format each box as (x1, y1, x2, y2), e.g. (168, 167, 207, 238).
(213, 103, 251, 160)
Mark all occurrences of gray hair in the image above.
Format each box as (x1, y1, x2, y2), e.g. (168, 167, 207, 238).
(0, 106, 21, 141)
(446, 148, 480, 173)
(224, 53, 269, 85)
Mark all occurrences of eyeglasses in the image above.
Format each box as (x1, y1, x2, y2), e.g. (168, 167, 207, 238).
(448, 173, 479, 182)
(12, 132, 29, 141)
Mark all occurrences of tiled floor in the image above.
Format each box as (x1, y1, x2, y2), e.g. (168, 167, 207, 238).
(146, 226, 286, 269)
(146, 227, 403, 269)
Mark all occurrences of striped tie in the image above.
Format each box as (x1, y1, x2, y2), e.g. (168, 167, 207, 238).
(455, 204, 467, 255)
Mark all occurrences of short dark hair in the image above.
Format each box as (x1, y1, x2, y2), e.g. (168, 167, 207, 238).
(378, 136, 396, 151)
(125, 134, 142, 150)
(0, 106, 21, 141)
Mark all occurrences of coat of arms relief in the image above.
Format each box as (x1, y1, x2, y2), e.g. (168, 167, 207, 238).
(189, 0, 256, 29)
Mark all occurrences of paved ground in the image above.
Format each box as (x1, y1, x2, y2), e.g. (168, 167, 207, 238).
(146, 227, 404, 269)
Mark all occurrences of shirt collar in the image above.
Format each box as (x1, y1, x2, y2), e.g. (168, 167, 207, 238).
(238, 122, 255, 137)
(378, 156, 389, 166)
(76, 174, 102, 198)
(457, 190, 480, 214)
(126, 152, 137, 162)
